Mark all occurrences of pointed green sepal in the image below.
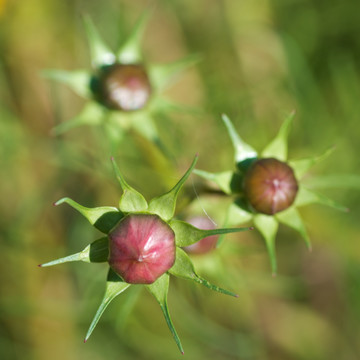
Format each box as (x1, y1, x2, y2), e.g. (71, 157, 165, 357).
(289, 146, 335, 180)
(303, 174, 360, 189)
(261, 111, 295, 161)
(225, 201, 253, 226)
(216, 201, 253, 246)
(103, 117, 127, 151)
(84, 269, 130, 342)
(276, 207, 311, 250)
(111, 157, 148, 213)
(83, 15, 115, 67)
(51, 102, 104, 135)
(54, 197, 123, 233)
(149, 54, 202, 92)
(117, 11, 151, 64)
(148, 156, 198, 221)
(169, 248, 238, 297)
(40, 237, 108, 267)
(42, 69, 92, 98)
(145, 274, 184, 354)
(149, 97, 203, 116)
(170, 219, 253, 247)
(221, 114, 258, 165)
(130, 112, 159, 143)
(253, 214, 279, 276)
(295, 186, 349, 212)
(193, 169, 233, 195)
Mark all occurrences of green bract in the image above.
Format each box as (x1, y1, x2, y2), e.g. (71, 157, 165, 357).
(195, 113, 349, 275)
(43, 11, 200, 146)
(40, 156, 252, 354)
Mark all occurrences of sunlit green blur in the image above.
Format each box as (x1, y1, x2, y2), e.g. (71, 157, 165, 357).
(1, 0, 360, 359)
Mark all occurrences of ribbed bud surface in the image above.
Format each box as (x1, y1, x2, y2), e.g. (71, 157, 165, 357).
(243, 158, 298, 215)
(93, 64, 151, 111)
(183, 216, 218, 254)
(108, 214, 175, 284)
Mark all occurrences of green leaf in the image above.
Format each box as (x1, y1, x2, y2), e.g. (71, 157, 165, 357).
(42, 69, 91, 98)
(295, 186, 349, 212)
(261, 111, 295, 161)
(145, 274, 184, 354)
(148, 156, 198, 221)
(54, 197, 123, 233)
(170, 219, 253, 247)
(193, 169, 233, 195)
(169, 248, 238, 297)
(83, 15, 115, 67)
(51, 102, 104, 135)
(290, 146, 335, 179)
(111, 157, 148, 212)
(221, 114, 258, 165)
(148, 54, 201, 92)
(276, 207, 311, 250)
(117, 10, 151, 64)
(253, 214, 279, 276)
(40, 237, 108, 267)
(85, 269, 130, 342)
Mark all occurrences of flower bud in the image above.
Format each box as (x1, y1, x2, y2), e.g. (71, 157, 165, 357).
(108, 214, 175, 284)
(183, 216, 218, 255)
(92, 64, 152, 111)
(243, 158, 298, 215)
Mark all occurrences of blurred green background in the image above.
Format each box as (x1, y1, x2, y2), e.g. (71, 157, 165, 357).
(1, 0, 360, 359)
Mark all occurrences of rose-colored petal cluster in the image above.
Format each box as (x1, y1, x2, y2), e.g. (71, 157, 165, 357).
(243, 158, 298, 215)
(94, 64, 151, 111)
(108, 214, 175, 284)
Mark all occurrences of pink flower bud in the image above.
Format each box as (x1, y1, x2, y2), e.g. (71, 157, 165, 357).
(108, 214, 175, 284)
(93, 64, 152, 111)
(183, 216, 218, 255)
(243, 158, 298, 215)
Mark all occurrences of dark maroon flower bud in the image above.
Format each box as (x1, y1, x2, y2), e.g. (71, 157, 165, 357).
(92, 64, 152, 111)
(108, 214, 175, 284)
(183, 216, 218, 255)
(243, 158, 298, 215)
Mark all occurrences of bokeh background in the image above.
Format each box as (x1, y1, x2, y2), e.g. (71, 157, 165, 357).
(1, 0, 360, 359)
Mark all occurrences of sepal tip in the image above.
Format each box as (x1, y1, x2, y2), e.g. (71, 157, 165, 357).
(54, 198, 67, 206)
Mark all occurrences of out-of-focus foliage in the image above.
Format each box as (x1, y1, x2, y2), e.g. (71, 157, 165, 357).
(1, 0, 359, 359)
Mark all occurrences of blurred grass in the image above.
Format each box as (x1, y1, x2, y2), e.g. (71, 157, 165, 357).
(1, 0, 360, 359)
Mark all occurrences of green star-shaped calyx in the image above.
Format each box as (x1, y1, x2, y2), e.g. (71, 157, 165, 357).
(43, 11, 200, 146)
(40, 155, 252, 353)
(195, 113, 349, 275)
